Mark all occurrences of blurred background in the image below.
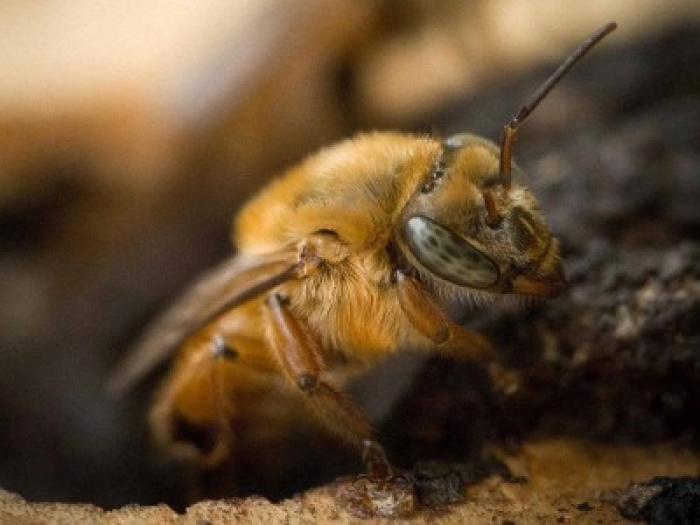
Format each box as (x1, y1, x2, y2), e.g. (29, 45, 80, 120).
(0, 0, 698, 510)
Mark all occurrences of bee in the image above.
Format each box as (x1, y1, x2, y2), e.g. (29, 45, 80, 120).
(110, 23, 616, 487)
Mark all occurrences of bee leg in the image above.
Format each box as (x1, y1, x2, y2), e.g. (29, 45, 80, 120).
(394, 269, 495, 361)
(264, 293, 395, 479)
(362, 439, 394, 481)
(394, 269, 520, 393)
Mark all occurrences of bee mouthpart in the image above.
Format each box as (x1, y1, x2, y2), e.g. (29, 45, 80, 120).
(510, 262, 567, 298)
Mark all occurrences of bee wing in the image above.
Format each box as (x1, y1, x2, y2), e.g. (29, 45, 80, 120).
(108, 247, 301, 396)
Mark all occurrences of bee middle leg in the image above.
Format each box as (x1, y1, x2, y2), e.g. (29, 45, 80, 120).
(264, 293, 394, 480)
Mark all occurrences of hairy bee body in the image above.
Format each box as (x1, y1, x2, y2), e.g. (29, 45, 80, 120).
(143, 131, 561, 473)
(112, 22, 616, 492)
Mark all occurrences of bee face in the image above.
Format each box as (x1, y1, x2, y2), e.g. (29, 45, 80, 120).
(398, 134, 566, 298)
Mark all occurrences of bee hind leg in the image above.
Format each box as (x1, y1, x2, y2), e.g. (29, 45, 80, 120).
(264, 293, 395, 480)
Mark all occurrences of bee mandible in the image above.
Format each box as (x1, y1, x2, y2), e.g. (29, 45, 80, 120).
(110, 22, 617, 482)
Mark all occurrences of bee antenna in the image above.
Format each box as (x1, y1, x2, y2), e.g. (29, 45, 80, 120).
(498, 21, 617, 192)
(482, 189, 501, 227)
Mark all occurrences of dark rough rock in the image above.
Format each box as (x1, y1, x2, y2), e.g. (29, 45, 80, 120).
(615, 477, 700, 524)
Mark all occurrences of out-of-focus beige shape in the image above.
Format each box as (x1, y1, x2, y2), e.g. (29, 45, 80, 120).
(0, 1, 276, 116)
(0, 1, 272, 200)
(0, 0, 374, 200)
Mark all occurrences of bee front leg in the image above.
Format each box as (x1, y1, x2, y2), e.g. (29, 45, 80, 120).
(394, 269, 494, 357)
(263, 293, 394, 480)
(394, 269, 520, 393)
(394, 269, 495, 361)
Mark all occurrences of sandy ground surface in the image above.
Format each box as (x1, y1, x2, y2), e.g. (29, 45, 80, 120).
(1, 438, 698, 523)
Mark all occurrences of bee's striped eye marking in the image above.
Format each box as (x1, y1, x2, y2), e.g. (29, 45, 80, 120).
(404, 216, 499, 288)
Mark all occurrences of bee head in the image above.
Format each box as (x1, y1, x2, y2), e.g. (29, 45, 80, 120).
(398, 134, 565, 298)
(396, 21, 616, 298)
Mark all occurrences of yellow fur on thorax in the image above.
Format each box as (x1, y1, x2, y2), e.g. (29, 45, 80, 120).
(287, 248, 422, 366)
(235, 133, 438, 254)
(232, 133, 442, 365)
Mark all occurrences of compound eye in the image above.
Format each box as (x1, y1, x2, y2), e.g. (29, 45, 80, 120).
(404, 216, 499, 288)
